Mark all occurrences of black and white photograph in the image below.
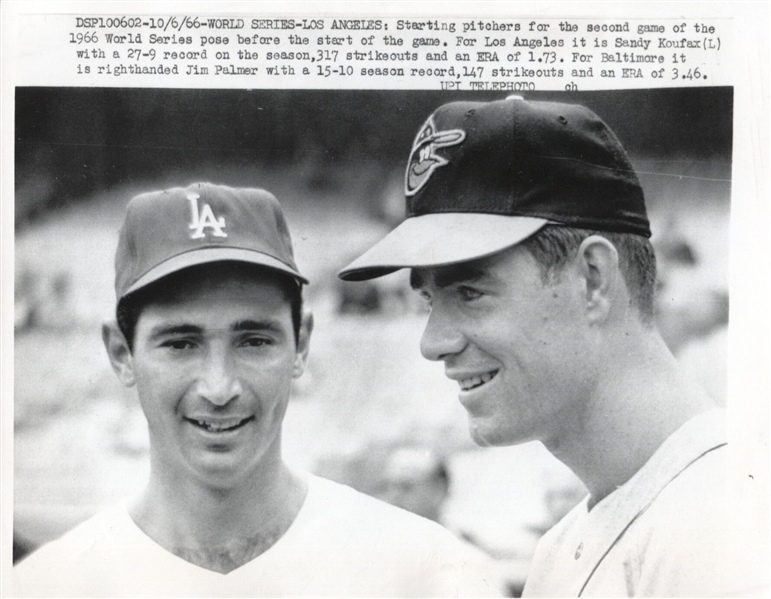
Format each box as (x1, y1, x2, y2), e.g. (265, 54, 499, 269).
(2, 3, 769, 598)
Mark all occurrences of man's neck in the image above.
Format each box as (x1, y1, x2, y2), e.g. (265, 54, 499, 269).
(544, 328, 715, 507)
(128, 454, 308, 573)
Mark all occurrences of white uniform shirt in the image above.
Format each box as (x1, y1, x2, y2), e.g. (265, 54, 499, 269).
(523, 409, 768, 597)
(14, 475, 503, 598)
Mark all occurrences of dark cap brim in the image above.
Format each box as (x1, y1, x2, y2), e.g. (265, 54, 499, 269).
(124, 247, 308, 297)
(338, 213, 549, 281)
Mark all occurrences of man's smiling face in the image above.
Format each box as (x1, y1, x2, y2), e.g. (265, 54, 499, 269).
(412, 244, 596, 448)
(123, 266, 309, 488)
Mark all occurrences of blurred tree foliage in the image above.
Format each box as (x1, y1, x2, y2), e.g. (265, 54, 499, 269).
(15, 88, 732, 225)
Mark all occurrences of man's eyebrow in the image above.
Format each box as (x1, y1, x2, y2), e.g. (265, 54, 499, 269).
(149, 320, 285, 337)
(148, 324, 203, 338)
(232, 319, 284, 333)
(410, 263, 490, 290)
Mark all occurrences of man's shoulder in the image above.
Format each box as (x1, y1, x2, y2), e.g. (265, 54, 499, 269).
(305, 474, 465, 543)
(612, 408, 730, 540)
(630, 444, 767, 595)
(13, 505, 132, 596)
(624, 443, 730, 552)
(16, 505, 128, 566)
(643, 440, 727, 519)
(299, 475, 505, 597)
(524, 411, 766, 597)
(628, 426, 741, 548)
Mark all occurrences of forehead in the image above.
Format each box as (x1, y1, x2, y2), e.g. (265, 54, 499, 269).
(409, 244, 533, 290)
(136, 266, 293, 322)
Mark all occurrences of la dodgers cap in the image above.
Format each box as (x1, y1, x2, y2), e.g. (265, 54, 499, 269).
(338, 96, 650, 281)
(115, 182, 308, 300)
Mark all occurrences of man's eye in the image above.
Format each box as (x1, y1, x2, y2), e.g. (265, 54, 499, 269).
(164, 339, 197, 350)
(458, 286, 483, 301)
(416, 290, 433, 309)
(241, 337, 271, 348)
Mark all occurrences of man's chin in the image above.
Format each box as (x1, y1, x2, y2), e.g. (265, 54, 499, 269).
(468, 419, 529, 448)
(468, 421, 503, 448)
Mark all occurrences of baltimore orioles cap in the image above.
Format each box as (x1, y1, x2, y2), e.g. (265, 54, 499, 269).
(115, 182, 308, 300)
(338, 96, 650, 281)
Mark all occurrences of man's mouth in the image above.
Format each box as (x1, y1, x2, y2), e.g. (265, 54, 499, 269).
(185, 416, 254, 433)
(458, 370, 498, 391)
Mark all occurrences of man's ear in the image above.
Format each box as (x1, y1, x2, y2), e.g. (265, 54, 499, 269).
(292, 309, 314, 379)
(102, 321, 136, 387)
(576, 235, 620, 325)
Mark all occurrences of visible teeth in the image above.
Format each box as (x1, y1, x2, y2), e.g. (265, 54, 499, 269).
(208, 422, 231, 431)
(193, 419, 242, 432)
(459, 371, 497, 391)
(461, 376, 482, 391)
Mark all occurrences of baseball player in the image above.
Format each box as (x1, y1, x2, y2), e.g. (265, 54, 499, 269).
(13, 183, 503, 597)
(339, 98, 767, 596)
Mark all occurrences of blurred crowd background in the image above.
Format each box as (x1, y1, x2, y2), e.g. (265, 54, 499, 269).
(14, 88, 732, 595)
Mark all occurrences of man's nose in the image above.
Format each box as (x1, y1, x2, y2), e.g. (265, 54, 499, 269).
(420, 307, 465, 362)
(197, 348, 242, 407)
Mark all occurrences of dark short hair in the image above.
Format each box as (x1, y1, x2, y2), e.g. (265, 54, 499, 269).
(116, 262, 304, 352)
(520, 225, 657, 324)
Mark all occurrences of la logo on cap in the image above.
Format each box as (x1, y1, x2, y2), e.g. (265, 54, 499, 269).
(187, 192, 227, 239)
